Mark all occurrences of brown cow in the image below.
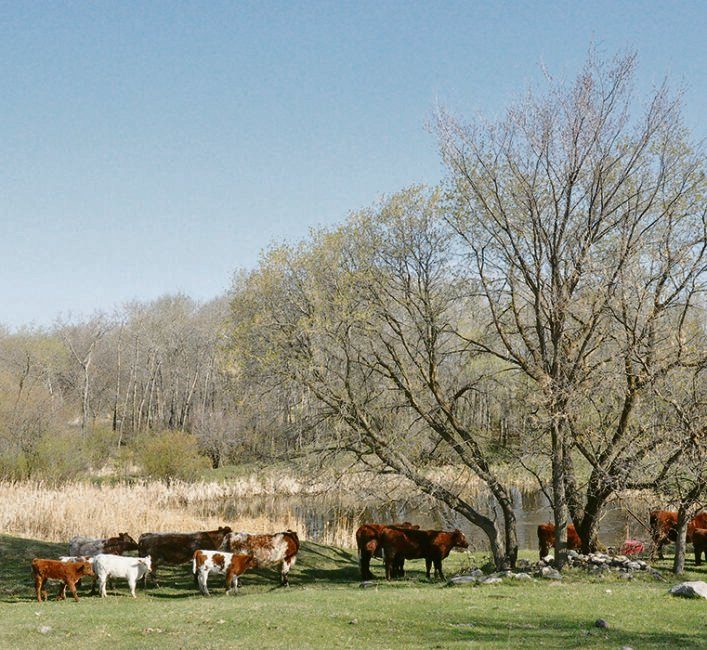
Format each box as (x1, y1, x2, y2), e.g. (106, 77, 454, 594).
(537, 523, 582, 559)
(69, 532, 138, 557)
(356, 522, 419, 580)
(380, 527, 468, 581)
(219, 530, 299, 586)
(693, 528, 707, 566)
(649, 510, 707, 559)
(32, 558, 94, 603)
(137, 526, 232, 584)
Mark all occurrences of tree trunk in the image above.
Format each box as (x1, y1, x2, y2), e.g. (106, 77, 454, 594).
(673, 506, 690, 575)
(551, 418, 569, 568)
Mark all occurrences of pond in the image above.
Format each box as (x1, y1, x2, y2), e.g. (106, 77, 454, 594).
(202, 488, 653, 552)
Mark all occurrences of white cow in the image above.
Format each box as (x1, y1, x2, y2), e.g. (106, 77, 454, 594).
(93, 554, 152, 598)
(192, 549, 258, 596)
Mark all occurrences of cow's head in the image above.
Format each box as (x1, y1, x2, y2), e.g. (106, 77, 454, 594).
(78, 560, 95, 576)
(140, 555, 152, 572)
(218, 526, 233, 535)
(452, 529, 469, 549)
(119, 532, 139, 549)
(244, 555, 259, 571)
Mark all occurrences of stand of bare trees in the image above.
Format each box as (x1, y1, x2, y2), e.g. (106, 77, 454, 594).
(436, 51, 706, 566)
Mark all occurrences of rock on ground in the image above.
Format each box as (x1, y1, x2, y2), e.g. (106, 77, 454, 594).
(668, 581, 707, 599)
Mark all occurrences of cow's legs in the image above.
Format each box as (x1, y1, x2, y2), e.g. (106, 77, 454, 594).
(359, 550, 373, 580)
(35, 575, 45, 603)
(67, 580, 80, 602)
(98, 574, 108, 598)
(128, 577, 137, 598)
(281, 554, 297, 586)
(198, 570, 211, 596)
(149, 561, 159, 587)
(425, 558, 432, 579)
(56, 583, 67, 600)
(225, 572, 238, 595)
(384, 553, 394, 581)
(433, 557, 444, 581)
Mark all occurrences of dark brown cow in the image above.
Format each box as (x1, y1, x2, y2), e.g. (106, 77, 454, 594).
(356, 522, 419, 580)
(379, 527, 468, 581)
(69, 532, 138, 557)
(693, 528, 707, 566)
(137, 526, 232, 584)
(219, 530, 299, 586)
(32, 558, 94, 602)
(537, 523, 582, 559)
(649, 510, 707, 559)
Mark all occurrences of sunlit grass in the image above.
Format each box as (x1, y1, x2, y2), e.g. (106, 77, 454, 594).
(1, 533, 705, 649)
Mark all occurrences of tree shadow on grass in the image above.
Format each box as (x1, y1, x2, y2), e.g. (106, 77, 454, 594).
(434, 611, 705, 649)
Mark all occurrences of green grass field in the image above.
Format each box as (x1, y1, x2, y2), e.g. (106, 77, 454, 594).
(0, 534, 705, 649)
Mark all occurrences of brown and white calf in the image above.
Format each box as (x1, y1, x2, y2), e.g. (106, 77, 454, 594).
(219, 530, 299, 586)
(32, 558, 94, 603)
(192, 549, 259, 596)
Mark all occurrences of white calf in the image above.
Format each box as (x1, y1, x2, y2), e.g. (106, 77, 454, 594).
(93, 554, 152, 598)
(192, 549, 258, 596)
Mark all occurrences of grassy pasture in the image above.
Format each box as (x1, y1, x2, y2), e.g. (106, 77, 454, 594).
(0, 533, 705, 649)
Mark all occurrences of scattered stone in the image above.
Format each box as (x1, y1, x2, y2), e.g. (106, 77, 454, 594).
(511, 572, 532, 581)
(470, 569, 484, 577)
(595, 619, 609, 629)
(649, 569, 666, 581)
(481, 576, 503, 585)
(619, 572, 633, 580)
(359, 581, 377, 589)
(669, 581, 707, 599)
(38, 626, 52, 635)
(626, 561, 641, 571)
(448, 575, 479, 585)
(541, 554, 555, 564)
(349, 619, 358, 625)
(621, 646, 634, 650)
(540, 567, 563, 580)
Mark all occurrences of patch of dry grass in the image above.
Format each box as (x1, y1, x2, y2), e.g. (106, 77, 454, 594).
(0, 479, 357, 546)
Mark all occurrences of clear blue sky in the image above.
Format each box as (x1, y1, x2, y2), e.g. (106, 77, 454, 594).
(1, 1, 705, 328)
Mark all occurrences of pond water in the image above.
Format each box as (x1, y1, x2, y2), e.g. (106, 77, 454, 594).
(203, 488, 652, 552)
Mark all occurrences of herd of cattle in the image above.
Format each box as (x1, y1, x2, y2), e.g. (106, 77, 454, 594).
(29, 508, 707, 603)
(537, 509, 707, 562)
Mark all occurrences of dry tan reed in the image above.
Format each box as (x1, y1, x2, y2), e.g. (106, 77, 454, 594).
(0, 479, 329, 546)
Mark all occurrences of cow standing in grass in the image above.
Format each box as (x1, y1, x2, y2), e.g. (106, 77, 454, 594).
(219, 530, 299, 586)
(137, 526, 232, 585)
(93, 554, 152, 598)
(32, 558, 94, 603)
(356, 522, 418, 580)
(68, 532, 138, 557)
(649, 510, 707, 559)
(192, 549, 259, 596)
(380, 527, 469, 581)
(537, 523, 582, 559)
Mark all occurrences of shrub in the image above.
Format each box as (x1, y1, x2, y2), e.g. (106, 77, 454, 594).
(132, 430, 211, 482)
